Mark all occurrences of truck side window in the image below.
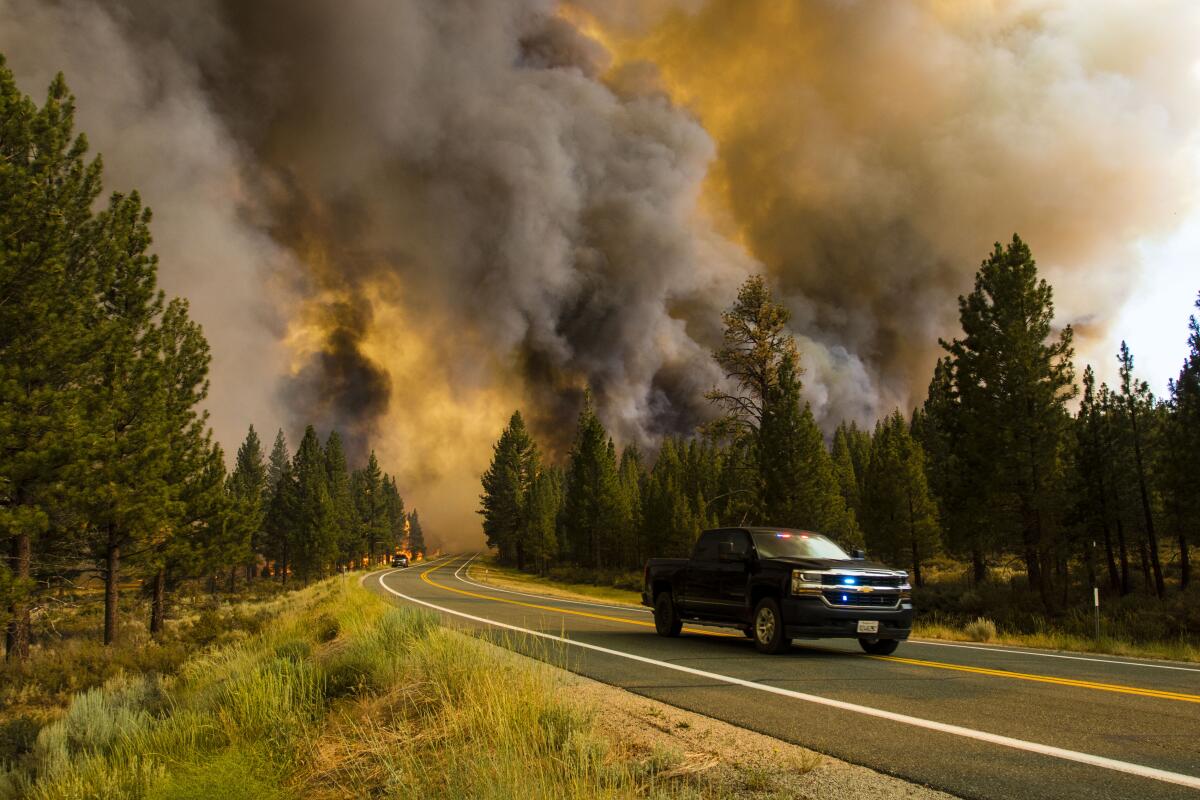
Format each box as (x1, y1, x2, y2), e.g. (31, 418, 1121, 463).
(692, 531, 721, 561)
(726, 530, 751, 556)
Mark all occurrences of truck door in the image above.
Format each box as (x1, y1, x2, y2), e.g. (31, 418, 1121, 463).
(681, 531, 722, 615)
(716, 529, 752, 618)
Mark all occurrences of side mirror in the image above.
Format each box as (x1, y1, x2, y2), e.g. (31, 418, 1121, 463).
(851, 548, 866, 560)
(718, 541, 745, 562)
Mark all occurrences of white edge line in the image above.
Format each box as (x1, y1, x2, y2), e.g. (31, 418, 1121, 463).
(454, 554, 653, 615)
(374, 566, 1200, 792)
(908, 639, 1200, 673)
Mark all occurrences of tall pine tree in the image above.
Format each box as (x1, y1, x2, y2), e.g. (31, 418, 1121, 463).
(479, 411, 539, 569)
(291, 426, 335, 582)
(561, 393, 623, 569)
(941, 235, 1076, 609)
(1, 64, 105, 658)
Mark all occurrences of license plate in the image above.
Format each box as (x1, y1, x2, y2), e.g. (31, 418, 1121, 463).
(856, 620, 879, 634)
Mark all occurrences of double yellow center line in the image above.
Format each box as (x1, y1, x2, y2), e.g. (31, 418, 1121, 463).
(415, 560, 1200, 705)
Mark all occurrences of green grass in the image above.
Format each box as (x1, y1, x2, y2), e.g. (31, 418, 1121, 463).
(1, 576, 803, 799)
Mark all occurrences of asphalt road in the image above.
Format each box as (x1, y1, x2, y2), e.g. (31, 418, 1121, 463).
(365, 555, 1200, 800)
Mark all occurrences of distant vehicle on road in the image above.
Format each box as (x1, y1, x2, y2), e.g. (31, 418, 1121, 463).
(391, 554, 410, 568)
(642, 527, 911, 655)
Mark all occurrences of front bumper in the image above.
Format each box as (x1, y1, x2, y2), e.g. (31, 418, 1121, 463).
(782, 596, 912, 640)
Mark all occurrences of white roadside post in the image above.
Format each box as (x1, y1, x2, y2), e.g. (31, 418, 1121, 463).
(1093, 586, 1101, 641)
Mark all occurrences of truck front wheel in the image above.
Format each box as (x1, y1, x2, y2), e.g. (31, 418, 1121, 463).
(752, 597, 790, 654)
(859, 638, 900, 655)
(654, 592, 682, 637)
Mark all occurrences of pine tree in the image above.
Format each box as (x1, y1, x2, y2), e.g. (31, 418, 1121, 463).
(941, 235, 1076, 609)
(616, 446, 645, 569)
(861, 412, 941, 584)
(227, 425, 268, 582)
(478, 411, 539, 569)
(641, 438, 715, 559)
(407, 509, 426, 557)
(831, 423, 863, 520)
(919, 357, 993, 584)
(82, 186, 182, 646)
(1163, 293, 1199, 589)
(267, 429, 290, 491)
(759, 354, 860, 546)
(145, 298, 216, 632)
(1, 64, 105, 659)
(291, 425, 336, 582)
(323, 431, 357, 569)
(706, 275, 797, 437)
(1117, 342, 1165, 597)
(264, 456, 298, 583)
(1098, 383, 1134, 593)
(523, 467, 563, 575)
(382, 476, 406, 559)
(353, 451, 388, 565)
(561, 393, 623, 569)
(1075, 367, 1121, 592)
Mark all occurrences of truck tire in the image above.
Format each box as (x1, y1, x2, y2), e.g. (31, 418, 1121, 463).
(858, 637, 900, 655)
(752, 597, 790, 654)
(654, 592, 682, 637)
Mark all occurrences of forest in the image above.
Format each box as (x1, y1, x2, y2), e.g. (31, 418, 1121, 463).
(0, 63, 423, 662)
(480, 248, 1200, 641)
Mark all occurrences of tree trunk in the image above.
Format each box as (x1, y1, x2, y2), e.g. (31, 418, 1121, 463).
(907, 493, 922, 587)
(1114, 512, 1131, 595)
(150, 567, 166, 638)
(4, 531, 32, 661)
(516, 540, 525, 572)
(910, 537, 922, 587)
(1084, 539, 1097, 592)
(971, 546, 987, 585)
(1138, 537, 1152, 592)
(1180, 531, 1191, 590)
(104, 528, 120, 646)
(1128, 408, 1164, 597)
(246, 562, 256, 583)
(1095, 475, 1121, 593)
(228, 565, 237, 593)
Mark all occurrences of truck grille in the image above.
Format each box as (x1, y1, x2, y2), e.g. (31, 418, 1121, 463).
(823, 591, 900, 608)
(821, 575, 902, 588)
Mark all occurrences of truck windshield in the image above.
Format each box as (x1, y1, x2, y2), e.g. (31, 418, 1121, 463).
(751, 531, 849, 560)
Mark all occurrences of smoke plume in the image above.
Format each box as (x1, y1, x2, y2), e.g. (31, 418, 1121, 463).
(2, 0, 1197, 550)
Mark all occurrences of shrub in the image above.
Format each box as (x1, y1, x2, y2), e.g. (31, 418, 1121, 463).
(964, 617, 998, 642)
(314, 613, 340, 643)
(0, 717, 39, 764)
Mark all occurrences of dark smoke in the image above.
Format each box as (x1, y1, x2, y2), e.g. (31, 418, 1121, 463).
(3, 0, 1197, 548)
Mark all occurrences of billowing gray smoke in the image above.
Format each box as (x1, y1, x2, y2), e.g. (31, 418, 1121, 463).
(3, 0, 1198, 548)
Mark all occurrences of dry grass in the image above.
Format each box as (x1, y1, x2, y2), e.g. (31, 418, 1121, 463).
(912, 620, 1200, 662)
(470, 558, 643, 606)
(0, 576, 827, 800)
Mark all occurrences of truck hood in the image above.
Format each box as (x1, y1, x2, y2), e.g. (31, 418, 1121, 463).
(761, 556, 904, 574)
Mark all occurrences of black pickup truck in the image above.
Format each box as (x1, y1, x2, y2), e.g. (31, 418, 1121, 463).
(642, 527, 912, 654)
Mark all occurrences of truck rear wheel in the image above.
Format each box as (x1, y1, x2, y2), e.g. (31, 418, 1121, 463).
(859, 637, 900, 655)
(752, 597, 790, 654)
(654, 592, 682, 637)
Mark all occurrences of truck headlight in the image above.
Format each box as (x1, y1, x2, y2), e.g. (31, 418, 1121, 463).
(791, 570, 823, 595)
